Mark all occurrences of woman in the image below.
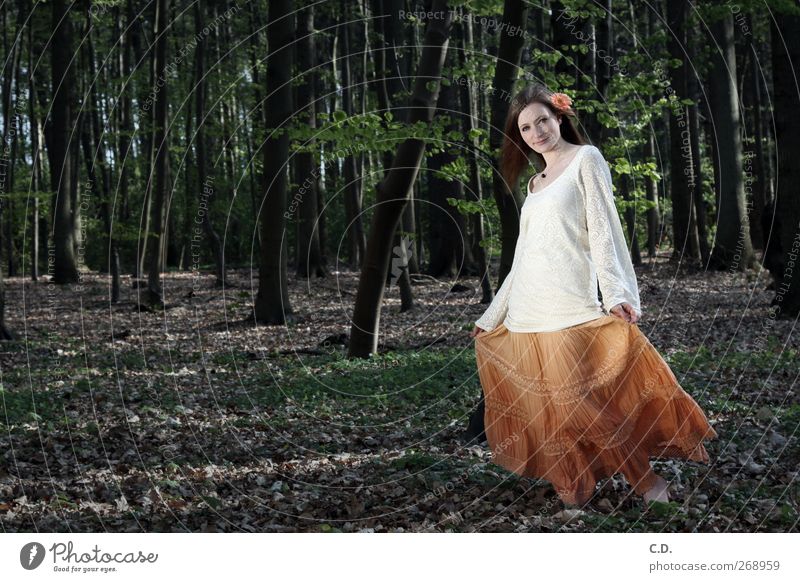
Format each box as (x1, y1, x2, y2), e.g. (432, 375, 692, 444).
(470, 83, 717, 507)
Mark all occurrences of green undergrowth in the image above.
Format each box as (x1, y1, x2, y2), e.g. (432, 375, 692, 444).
(2, 342, 798, 445)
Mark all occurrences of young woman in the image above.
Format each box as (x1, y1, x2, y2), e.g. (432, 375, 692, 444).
(470, 83, 717, 507)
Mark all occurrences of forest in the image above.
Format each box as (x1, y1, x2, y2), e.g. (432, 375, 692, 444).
(0, 0, 799, 533)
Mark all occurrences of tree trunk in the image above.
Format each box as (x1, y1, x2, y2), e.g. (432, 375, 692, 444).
(742, 13, 767, 251)
(427, 71, 469, 278)
(708, 12, 755, 271)
(118, 0, 134, 226)
(459, 16, 491, 304)
(666, 1, 700, 264)
(595, 0, 613, 145)
(770, 9, 800, 315)
(193, 2, 225, 286)
(135, 3, 155, 279)
(644, 10, 660, 257)
(687, 22, 710, 264)
(145, 0, 170, 306)
(0, 0, 19, 335)
(181, 40, 195, 272)
(339, 5, 366, 268)
(83, 8, 120, 302)
(0, 240, 12, 339)
(347, 0, 452, 358)
(373, 0, 415, 308)
(49, 0, 80, 284)
(1, 0, 25, 279)
(246, 0, 265, 250)
(295, 4, 326, 279)
(27, 7, 42, 281)
(254, 0, 295, 324)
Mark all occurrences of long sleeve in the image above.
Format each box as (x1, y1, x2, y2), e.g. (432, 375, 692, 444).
(474, 229, 525, 331)
(578, 147, 642, 317)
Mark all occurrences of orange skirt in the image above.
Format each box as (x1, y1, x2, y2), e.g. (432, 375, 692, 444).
(474, 315, 718, 505)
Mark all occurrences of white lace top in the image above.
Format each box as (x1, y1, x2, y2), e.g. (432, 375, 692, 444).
(474, 144, 641, 333)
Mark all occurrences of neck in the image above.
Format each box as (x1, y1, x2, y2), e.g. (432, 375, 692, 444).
(540, 138, 571, 168)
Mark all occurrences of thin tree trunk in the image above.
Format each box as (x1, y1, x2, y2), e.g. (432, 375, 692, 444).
(742, 13, 766, 251)
(459, 15, 491, 303)
(687, 22, 710, 264)
(135, 4, 155, 279)
(339, 5, 366, 268)
(193, 2, 225, 286)
(181, 45, 194, 271)
(28, 12, 42, 280)
(145, 0, 170, 305)
(118, 0, 134, 225)
(295, 4, 326, 279)
(666, 0, 700, 263)
(427, 67, 469, 278)
(83, 8, 120, 302)
(645, 9, 660, 257)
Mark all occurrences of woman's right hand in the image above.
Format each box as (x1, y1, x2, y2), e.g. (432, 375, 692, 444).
(470, 325, 486, 338)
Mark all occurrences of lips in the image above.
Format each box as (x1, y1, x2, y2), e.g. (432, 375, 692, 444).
(534, 136, 549, 145)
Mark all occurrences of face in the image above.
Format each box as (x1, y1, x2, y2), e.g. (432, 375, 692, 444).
(517, 101, 563, 153)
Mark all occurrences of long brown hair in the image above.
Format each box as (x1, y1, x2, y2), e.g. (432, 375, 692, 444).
(500, 83, 586, 192)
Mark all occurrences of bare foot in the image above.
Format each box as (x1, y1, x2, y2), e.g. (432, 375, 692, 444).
(643, 475, 670, 504)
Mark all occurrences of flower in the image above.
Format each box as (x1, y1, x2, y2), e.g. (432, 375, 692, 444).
(550, 92, 573, 110)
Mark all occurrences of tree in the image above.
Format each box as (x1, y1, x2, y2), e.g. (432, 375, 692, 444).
(770, 4, 800, 315)
(708, 11, 755, 271)
(0, 249, 12, 339)
(49, 0, 80, 284)
(193, 1, 225, 286)
(82, 7, 121, 302)
(338, 1, 366, 269)
(427, 61, 471, 279)
(487, 0, 529, 287)
(347, 0, 453, 358)
(458, 15, 491, 304)
(145, 0, 170, 306)
(666, 0, 701, 264)
(295, 3, 326, 279)
(254, 0, 295, 324)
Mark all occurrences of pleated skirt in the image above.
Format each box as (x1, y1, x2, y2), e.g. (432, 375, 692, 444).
(474, 315, 718, 505)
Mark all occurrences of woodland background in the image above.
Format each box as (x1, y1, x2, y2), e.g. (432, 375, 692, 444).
(0, 0, 798, 532)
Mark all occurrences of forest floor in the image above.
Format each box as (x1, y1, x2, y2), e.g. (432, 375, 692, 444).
(1, 255, 798, 532)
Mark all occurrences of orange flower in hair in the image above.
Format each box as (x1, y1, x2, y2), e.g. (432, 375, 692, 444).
(550, 92, 573, 110)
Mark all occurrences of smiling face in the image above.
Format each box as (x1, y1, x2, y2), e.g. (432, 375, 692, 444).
(517, 101, 563, 154)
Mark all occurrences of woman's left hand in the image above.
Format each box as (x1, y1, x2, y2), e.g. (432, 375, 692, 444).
(610, 302, 640, 324)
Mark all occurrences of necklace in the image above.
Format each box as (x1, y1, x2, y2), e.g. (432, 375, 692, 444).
(540, 147, 575, 180)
